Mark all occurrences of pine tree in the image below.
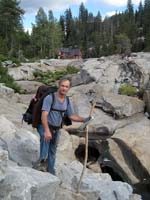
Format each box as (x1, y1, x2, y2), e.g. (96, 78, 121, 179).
(134, 1, 144, 51)
(31, 8, 62, 58)
(115, 33, 132, 54)
(33, 7, 48, 57)
(0, 0, 24, 57)
(143, 0, 150, 50)
(79, 3, 89, 57)
(59, 15, 66, 45)
(126, 0, 136, 42)
(48, 10, 62, 58)
(64, 8, 74, 47)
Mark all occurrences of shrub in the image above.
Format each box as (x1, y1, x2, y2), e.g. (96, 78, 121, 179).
(0, 64, 22, 93)
(0, 55, 20, 67)
(0, 54, 7, 62)
(66, 65, 79, 74)
(33, 69, 44, 79)
(119, 84, 137, 96)
(137, 87, 145, 99)
(33, 66, 79, 85)
(11, 57, 20, 66)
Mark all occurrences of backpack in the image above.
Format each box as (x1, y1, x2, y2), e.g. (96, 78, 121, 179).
(23, 85, 72, 128)
(22, 85, 53, 125)
(22, 98, 38, 124)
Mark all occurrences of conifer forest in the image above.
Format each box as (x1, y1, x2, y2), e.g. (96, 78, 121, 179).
(0, 0, 150, 60)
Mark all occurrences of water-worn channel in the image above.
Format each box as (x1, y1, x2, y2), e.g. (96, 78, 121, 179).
(75, 142, 150, 200)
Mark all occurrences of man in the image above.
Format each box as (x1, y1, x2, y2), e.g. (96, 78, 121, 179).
(41, 78, 90, 175)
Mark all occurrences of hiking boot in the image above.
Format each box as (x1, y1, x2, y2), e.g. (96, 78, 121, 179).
(32, 159, 48, 172)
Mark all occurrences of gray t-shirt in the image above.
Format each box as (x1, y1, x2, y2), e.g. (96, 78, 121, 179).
(42, 92, 74, 127)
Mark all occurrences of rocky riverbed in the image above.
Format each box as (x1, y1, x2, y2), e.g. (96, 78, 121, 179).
(0, 53, 150, 200)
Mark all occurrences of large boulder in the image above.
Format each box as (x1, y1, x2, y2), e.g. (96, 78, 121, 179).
(113, 118, 150, 183)
(0, 83, 14, 97)
(8, 59, 83, 81)
(0, 166, 60, 200)
(15, 80, 42, 94)
(0, 149, 8, 182)
(94, 118, 150, 185)
(0, 95, 35, 130)
(40, 58, 83, 70)
(0, 115, 39, 167)
(2, 60, 16, 68)
(56, 129, 80, 164)
(77, 54, 150, 92)
(68, 84, 146, 134)
(57, 160, 134, 200)
(143, 90, 150, 116)
(95, 92, 144, 119)
(8, 65, 35, 81)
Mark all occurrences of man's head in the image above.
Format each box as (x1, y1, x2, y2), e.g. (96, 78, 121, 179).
(58, 78, 71, 96)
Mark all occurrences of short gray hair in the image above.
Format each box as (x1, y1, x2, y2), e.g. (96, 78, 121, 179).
(58, 77, 72, 87)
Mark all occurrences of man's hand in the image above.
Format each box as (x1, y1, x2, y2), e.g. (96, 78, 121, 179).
(84, 116, 94, 123)
(44, 130, 52, 142)
(42, 111, 52, 142)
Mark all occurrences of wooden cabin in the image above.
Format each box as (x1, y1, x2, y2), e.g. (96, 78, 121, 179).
(58, 48, 82, 59)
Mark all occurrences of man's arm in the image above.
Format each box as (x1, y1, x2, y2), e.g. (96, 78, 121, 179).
(69, 114, 92, 123)
(67, 99, 92, 123)
(69, 114, 85, 122)
(41, 111, 52, 142)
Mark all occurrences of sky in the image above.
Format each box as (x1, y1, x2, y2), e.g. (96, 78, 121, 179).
(20, 0, 144, 33)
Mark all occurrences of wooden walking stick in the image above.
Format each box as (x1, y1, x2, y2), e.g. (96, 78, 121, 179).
(77, 101, 96, 193)
(77, 125, 89, 193)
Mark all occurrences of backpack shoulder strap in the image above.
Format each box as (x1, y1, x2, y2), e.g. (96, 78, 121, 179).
(66, 96, 70, 107)
(50, 93, 69, 112)
(50, 92, 55, 110)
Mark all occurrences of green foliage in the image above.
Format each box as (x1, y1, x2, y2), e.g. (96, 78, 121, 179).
(115, 33, 132, 54)
(33, 69, 65, 85)
(33, 66, 79, 85)
(0, 1, 150, 58)
(31, 8, 62, 58)
(0, 54, 7, 62)
(10, 58, 20, 66)
(119, 84, 137, 96)
(137, 87, 145, 99)
(66, 66, 79, 74)
(0, 55, 20, 67)
(0, 0, 24, 57)
(0, 64, 21, 93)
(0, 37, 8, 55)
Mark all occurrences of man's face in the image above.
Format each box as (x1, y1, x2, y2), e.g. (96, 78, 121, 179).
(58, 80, 70, 96)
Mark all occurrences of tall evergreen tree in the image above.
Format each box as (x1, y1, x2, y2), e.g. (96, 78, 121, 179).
(59, 15, 66, 44)
(79, 3, 89, 57)
(48, 10, 62, 57)
(48, 10, 54, 23)
(0, 0, 24, 57)
(94, 11, 102, 32)
(115, 33, 132, 54)
(118, 0, 136, 50)
(31, 8, 62, 58)
(32, 7, 48, 57)
(126, 0, 135, 39)
(35, 7, 48, 26)
(136, 1, 144, 27)
(127, 0, 134, 16)
(64, 8, 74, 46)
(143, 0, 150, 50)
(0, 0, 149, 59)
(134, 1, 144, 51)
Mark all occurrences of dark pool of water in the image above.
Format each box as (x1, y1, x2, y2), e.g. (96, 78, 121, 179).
(101, 165, 150, 200)
(133, 183, 150, 200)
